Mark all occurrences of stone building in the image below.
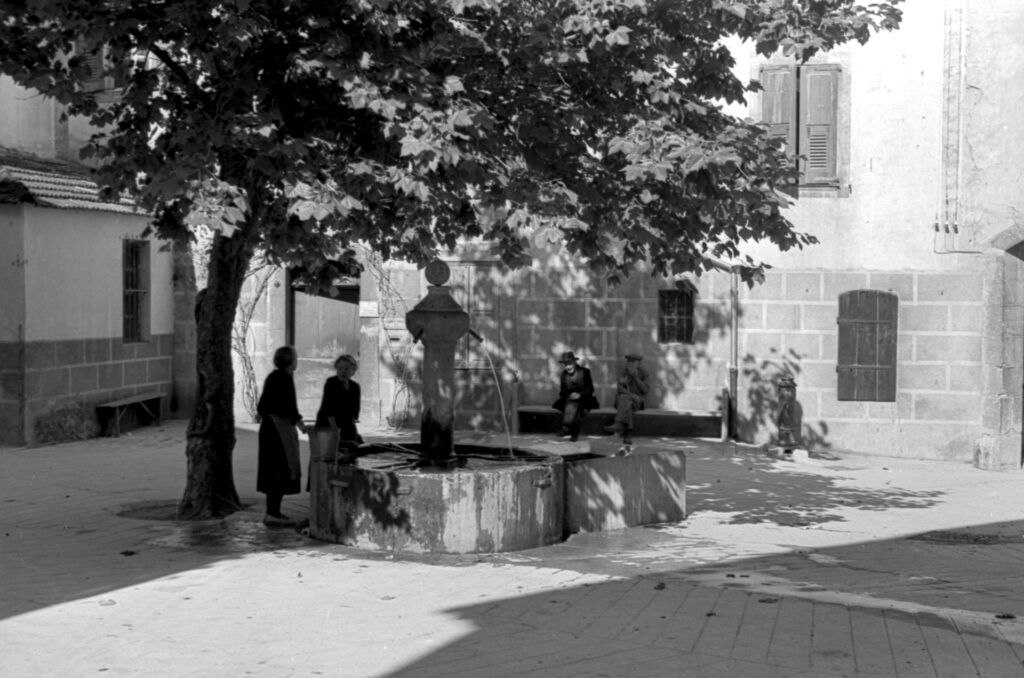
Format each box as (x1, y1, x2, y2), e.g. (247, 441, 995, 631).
(249, 0, 1024, 469)
(0, 82, 174, 445)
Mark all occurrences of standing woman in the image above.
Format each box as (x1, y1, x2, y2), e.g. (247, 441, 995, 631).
(315, 354, 362, 445)
(257, 346, 308, 526)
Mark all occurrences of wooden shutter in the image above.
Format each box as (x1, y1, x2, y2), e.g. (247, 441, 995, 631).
(799, 64, 839, 184)
(837, 290, 898, 401)
(760, 66, 797, 154)
(80, 48, 106, 92)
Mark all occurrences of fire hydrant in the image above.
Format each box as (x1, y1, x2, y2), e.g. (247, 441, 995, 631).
(775, 375, 799, 451)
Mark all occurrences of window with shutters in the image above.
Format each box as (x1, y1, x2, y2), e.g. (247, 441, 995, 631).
(449, 262, 500, 369)
(122, 240, 150, 344)
(76, 42, 136, 104)
(760, 63, 840, 188)
(837, 290, 898, 402)
(658, 288, 695, 344)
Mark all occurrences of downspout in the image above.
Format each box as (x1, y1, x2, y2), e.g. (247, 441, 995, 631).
(728, 266, 739, 440)
(704, 255, 741, 441)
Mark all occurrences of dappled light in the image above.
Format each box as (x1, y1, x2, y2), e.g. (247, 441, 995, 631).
(686, 449, 942, 527)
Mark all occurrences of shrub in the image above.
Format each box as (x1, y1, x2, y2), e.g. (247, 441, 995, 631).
(34, 401, 100, 444)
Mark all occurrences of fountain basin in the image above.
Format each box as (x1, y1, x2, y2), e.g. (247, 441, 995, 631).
(562, 449, 687, 533)
(307, 432, 688, 554)
(308, 442, 565, 553)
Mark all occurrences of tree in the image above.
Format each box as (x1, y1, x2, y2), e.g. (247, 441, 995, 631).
(0, 0, 902, 518)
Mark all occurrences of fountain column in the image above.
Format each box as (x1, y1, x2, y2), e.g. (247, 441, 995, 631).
(405, 260, 469, 467)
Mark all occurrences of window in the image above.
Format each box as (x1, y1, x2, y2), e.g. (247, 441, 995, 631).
(75, 42, 136, 105)
(760, 63, 840, 187)
(122, 240, 150, 343)
(658, 289, 694, 344)
(449, 262, 500, 369)
(837, 290, 897, 402)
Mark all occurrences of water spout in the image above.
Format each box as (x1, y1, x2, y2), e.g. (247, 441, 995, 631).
(469, 328, 514, 458)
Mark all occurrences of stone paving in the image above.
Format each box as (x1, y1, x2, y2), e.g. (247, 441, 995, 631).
(3, 421, 1024, 677)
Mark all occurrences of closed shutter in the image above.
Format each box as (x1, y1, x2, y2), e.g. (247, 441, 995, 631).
(760, 66, 797, 155)
(80, 48, 106, 92)
(837, 290, 898, 401)
(800, 64, 839, 184)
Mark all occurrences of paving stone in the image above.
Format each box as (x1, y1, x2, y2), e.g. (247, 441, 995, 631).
(2, 422, 1024, 677)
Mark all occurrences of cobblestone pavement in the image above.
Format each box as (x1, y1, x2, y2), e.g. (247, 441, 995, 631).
(3, 421, 1024, 677)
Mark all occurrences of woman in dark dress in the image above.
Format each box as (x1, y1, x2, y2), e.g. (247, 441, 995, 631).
(314, 354, 362, 445)
(257, 346, 308, 527)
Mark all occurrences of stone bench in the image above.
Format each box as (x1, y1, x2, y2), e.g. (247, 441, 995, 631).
(96, 391, 163, 437)
(517, 405, 722, 438)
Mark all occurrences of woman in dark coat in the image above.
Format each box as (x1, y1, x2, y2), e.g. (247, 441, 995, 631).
(257, 346, 308, 526)
(552, 351, 600, 441)
(314, 354, 362, 445)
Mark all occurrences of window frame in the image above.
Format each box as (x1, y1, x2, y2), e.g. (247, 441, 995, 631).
(758, 60, 846, 194)
(449, 261, 500, 370)
(122, 239, 150, 344)
(836, 290, 898, 402)
(658, 287, 695, 345)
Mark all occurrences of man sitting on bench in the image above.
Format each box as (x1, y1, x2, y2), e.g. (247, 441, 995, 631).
(610, 353, 649, 454)
(552, 351, 599, 442)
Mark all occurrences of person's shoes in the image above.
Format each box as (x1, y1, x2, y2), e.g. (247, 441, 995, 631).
(263, 514, 295, 527)
(556, 428, 571, 438)
(614, 444, 632, 456)
(570, 433, 578, 442)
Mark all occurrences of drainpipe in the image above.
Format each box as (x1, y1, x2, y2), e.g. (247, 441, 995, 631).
(705, 256, 740, 441)
(728, 266, 739, 440)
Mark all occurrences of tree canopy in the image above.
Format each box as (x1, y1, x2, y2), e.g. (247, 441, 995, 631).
(0, 0, 903, 517)
(1, 0, 902, 284)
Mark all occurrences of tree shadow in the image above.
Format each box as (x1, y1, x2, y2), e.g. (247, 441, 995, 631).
(0, 424, 300, 620)
(364, 446, 1022, 677)
(562, 446, 687, 535)
(737, 349, 830, 451)
(683, 447, 942, 527)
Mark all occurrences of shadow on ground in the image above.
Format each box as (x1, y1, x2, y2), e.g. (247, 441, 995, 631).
(682, 447, 944, 527)
(4, 426, 1024, 678)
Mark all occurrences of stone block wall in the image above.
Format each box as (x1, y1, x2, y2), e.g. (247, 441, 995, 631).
(514, 264, 732, 415)
(0, 334, 174, 445)
(735, 268, 989, 461)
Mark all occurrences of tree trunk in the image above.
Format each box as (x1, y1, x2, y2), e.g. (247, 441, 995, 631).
(177, 230, 256, 519)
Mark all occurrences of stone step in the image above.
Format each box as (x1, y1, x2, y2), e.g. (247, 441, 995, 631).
(517, 405, 722, 438)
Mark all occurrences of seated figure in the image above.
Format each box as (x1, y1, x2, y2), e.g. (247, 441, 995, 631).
(611, 353, 649, 454)
(552, 351, 599, 441)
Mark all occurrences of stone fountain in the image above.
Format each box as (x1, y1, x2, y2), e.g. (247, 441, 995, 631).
(306, 261, 687, 554)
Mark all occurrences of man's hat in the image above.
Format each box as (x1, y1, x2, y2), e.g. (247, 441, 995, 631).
(559, 351, 578, 364)
(625, 353, 643, 361)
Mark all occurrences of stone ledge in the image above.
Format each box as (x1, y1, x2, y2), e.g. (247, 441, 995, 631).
(517, 405, 722, 438)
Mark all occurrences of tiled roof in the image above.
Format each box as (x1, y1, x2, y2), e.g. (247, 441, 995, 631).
(0, 147, 143, 215)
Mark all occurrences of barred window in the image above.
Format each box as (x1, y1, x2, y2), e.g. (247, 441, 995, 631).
(658, 289, 694, 344)
(122, 240, 149, 343)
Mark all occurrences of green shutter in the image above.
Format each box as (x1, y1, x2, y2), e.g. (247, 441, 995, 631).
(837, 291, 898, 402)
(760, 66, 797, 154)
(800, 64, 839, 184)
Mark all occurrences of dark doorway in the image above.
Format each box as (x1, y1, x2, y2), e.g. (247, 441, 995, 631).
(286, 269, 360, 417)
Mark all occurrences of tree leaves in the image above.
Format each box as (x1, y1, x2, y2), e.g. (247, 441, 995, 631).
(0, 0, 899, 284)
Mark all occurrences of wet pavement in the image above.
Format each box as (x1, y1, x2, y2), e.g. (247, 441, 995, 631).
(3, 420, 1024, 676)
